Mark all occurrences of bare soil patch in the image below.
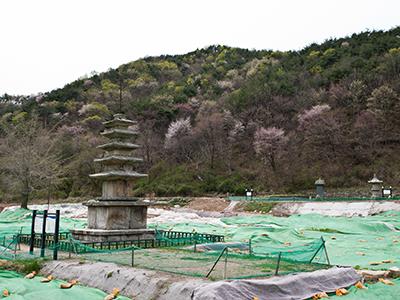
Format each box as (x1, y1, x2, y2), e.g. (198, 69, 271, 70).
(186, 197, 230, 212)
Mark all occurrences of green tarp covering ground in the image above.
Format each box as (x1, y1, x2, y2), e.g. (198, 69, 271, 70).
(330, 278, 400, 300)
(0, 208, 399, 268)
(151, 211, 400, 269)
(0, 270, 130, 300)
(0, 208, 85, 240)
(0, 208, 398, 299)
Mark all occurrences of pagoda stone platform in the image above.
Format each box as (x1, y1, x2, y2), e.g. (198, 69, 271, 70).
(71, 113, 155, 243)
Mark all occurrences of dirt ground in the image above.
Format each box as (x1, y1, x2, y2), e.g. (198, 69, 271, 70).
(185, 197, 230, 212)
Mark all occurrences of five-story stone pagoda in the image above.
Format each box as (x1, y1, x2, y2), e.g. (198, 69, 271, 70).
(71, 113, 155, 243)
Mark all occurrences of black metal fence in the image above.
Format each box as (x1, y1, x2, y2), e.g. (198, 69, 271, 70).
(17, 229, 225, 254)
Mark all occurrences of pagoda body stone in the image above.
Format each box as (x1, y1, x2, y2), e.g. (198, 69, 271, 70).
(71, 114, 154, 242)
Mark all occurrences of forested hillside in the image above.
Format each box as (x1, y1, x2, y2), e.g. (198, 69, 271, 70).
(1, 27, 400, 202)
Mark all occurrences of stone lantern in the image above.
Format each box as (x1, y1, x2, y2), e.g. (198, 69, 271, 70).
(71, 114, 155, 242)
(315, 178, 325, 198)
(368, 174, 383, 198)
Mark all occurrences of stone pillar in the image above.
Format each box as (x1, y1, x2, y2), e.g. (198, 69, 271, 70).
(368, 174, 383, 198)
(315, 178, 325, 198)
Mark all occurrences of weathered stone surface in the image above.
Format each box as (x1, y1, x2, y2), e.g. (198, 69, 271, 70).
(86, 202, 148, 230)
(94, 156, 143, 165)
(368, 174, 383, 198)
(72, 114, 151, 243)
(103, 114, 137, 128)
(101, 128, 138, 139)
(90, 171, 147, 181)
(97, 141, 140, 151)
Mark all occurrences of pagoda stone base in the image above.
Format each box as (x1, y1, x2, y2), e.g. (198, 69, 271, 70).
(85, 200, 149, 230)
(70, 200, 155, 243)
(70, 228, 155, 243)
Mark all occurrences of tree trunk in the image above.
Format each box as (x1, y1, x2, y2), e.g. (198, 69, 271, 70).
(21, 176, 30, 209)
(269, 153, 277, 173)
(20, 192, 29, 209)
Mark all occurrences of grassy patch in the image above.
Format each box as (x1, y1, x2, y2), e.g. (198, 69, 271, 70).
(168, 197, 191, 207)
(241, 201, 277, 214)
(0, 259, 44, 274)
(307, 228, 348, 234)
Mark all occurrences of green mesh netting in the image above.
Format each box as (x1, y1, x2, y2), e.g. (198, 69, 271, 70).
(0, 269, 130, 300)
(150, 211, 400, 269)
(0, 209, 85, 260)
(1, 208, 399, 273)
(77, 248, 329, 280)
(0, 208, 85, 240)
(65, 232, 329, 280)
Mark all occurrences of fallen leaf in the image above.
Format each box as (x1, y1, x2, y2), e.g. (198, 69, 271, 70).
(382, 260, 394, 264)
(41, 275, 54, 283)
(355, 281, 367, 289)
(378, 278, 394, 285)
(60, 279, 78, 289)
(25, 271, 37, 279)
(335, 288, 348, 296)
(312, 291, 329, 299)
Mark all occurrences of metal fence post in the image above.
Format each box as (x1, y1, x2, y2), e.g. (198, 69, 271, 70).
(53, 210, 60, 260)
(68, 235, 72, 258)
(321, 237, 330, 265)
(249, 238, 252, 255)
(206, 247, 228, 278)
(223, 248, 228, 279)
(40, 210, 48, 258)
(275, 252, 282, 275)
(13, 235, 18, 258)
(29, 210, 37, 254)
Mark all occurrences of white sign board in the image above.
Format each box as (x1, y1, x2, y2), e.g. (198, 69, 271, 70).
(246, 191, 252, 197)
(383, 189, 392, 196)
(34, 214, 56, 234)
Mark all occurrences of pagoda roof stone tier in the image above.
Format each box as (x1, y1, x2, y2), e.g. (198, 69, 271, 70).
(89, 170, 148, 180)
(94, 156, 143, 165)
(101, 128, 139, 139)
(103, 117, 137, 129)
(94, 197, 151, 203)
(97, 141, 140, 151)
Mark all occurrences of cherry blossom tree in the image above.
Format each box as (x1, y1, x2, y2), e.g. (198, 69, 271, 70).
(254, 126, 288, 172)
(164, 117, 194, 162)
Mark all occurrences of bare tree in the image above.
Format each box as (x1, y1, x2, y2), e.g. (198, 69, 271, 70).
(0, 116, 64, 208)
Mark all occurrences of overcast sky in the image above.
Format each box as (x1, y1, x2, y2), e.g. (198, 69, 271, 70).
(1, 0, 399, 95)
